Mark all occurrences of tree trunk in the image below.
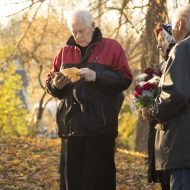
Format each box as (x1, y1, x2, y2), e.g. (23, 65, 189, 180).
(135, 114, 148, 153)
(135, 0, 167, 152)
(29, 91, 50, 136)
(97, 0, 102, 27)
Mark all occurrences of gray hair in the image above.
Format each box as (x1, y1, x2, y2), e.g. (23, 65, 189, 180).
(174, 4, 190, 30)
(67, 10, 94, 29)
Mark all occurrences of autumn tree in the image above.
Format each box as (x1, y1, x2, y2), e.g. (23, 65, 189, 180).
(0, 64, 28, 136)
(1, 0, 189, 143)
(135, 0, 167, 152)
(1, 1, 70, 135)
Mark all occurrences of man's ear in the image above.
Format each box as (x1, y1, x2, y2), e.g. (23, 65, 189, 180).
(178, 19, 184, 31)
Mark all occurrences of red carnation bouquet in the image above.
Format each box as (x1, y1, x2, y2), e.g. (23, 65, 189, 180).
(131, 67, 162, 109)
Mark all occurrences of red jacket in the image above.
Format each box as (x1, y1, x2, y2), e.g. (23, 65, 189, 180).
(46, 28, 132, 137)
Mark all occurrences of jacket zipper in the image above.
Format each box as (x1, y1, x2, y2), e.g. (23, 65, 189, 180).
(77, 42, 97, 65)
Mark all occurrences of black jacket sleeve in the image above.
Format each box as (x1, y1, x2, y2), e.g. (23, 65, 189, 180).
(45, 79, 73, 100)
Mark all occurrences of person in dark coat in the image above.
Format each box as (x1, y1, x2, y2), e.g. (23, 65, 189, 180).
(147, 23, 174, 190)
(45, 9, 132, 190)
(142, 4, 190, 190)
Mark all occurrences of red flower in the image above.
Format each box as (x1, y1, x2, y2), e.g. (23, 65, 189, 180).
(134, 86, 143, 97)
(154, 70, 162, 77)
(145, 75, 153, 81)
(131, 67, 161, 109)
(144, 67, 154, 76)
(144, 68, 154, 81)
(135, 85, 140, 91)
(142, 82, 157, 90)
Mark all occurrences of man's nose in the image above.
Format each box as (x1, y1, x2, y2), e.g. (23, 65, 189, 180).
(76, 32, 82, 39)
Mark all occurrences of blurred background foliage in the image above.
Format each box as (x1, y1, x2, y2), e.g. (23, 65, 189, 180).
(0, 63, 28, 136)
(0, 0, 189, 151)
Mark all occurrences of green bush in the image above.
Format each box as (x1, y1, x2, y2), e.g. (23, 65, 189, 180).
(0, 64, 28, 136)
(117, 99, 137, 149)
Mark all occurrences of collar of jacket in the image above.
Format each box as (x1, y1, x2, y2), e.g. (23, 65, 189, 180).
(178, 31, 190, 43)
(185, 32, 190, 39)
(66, 27, 102, 46)
(173, 32, 190, 49)
(181, 31, 190, 41)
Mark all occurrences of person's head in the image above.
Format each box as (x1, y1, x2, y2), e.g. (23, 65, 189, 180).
(67, 10, 95, 47)
(154, 23, 173, 59)
(172, 4, 190, 42)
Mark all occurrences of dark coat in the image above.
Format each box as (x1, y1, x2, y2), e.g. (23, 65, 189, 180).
(46, 28, 132, 138)
(153, 33, 190, 170)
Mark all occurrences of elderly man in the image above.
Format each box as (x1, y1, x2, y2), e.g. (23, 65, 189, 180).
(46, 10, 132, 190)
(142, 4, 190, 190)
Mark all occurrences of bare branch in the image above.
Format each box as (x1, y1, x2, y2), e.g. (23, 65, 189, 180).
(36, 91, 46, 120)
(1, 0, 44, 18)
(6, 1, 44, 63)
(43, 97, 54, 109)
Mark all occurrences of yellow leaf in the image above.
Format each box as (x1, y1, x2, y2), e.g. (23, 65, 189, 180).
(61, 67, 80, 82)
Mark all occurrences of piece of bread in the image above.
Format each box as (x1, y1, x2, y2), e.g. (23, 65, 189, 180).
(60, 67, 80, 82)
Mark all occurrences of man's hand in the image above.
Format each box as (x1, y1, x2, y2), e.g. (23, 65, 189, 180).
(50, 72, 71, 89)
(79, 68, 96, 81)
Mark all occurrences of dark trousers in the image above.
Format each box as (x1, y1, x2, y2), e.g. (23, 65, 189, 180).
(170, 168, 190, 190)
(161, 184, 170, 190)
(59, 136, 116, 190)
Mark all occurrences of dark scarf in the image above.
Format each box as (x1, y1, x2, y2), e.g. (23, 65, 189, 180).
(66, 27, 102, 58)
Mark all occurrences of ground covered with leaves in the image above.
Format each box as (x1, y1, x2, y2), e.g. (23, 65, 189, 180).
(0, 137, 161, 190)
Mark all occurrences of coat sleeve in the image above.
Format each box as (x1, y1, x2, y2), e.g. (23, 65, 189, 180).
(94, 44, 133, 95)
(45, 48, 73, 99)
(153, 41, 190, 122)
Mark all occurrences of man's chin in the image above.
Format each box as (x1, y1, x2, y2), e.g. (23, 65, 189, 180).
(76, 41, 90, 47)
(78, 44, 88, 47)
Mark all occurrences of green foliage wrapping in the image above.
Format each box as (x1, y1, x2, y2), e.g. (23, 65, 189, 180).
(135, 96, 155, 108)
(0, 64, 28, 136)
